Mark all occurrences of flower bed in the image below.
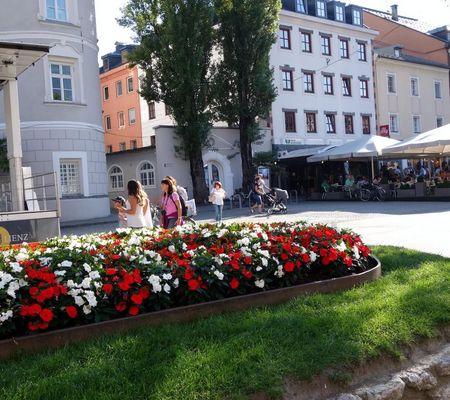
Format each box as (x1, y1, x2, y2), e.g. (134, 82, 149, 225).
(0, 222, 371, 339)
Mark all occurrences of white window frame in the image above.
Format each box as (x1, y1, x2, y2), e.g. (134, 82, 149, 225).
(323, 75, 333, 95)
(116, 80, 123, 97)
(108, 165, 124, 192)
(412, 115, 421, 134)
(325, 114, 336, 133)
(387, 73, 396, 94)
(119, 142, 126, 151)
(46, 0, 67, 22)
(353, 9, 361, 25)
(321, 35, 331, 55)
(295, 0, 306, 13)
(342, 77, 352, 97)
(52, 151, 89, 198)
(137, 161, 156, 188)
(359, 79, 369, 98)
(339, 39, 349, 58)
(128, 108, 136, 125)
(335, 6, 344, 21)
(118, 111, 125, 128)
(39, 0, 79, 25)
(103, 86, 109, 101)
(434, 80, 442, 99)
(148, 102, 156, 119)
(301, 31, 312, 53)
(282, 69, 294, 91)
(316, 0, 326, 17)
(410, 77, 419, 97)
(279, 28, 291, 49)
(357, 42, 367, 61)
(104, 115, 111, 131)
(389, 113, 399, 133)
(50, 62, 74, 102)
(127, 76, 134, 93)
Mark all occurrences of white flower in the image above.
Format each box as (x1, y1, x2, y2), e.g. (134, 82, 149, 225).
(213, 270, 224, 280)
(163, 283, 171, 294)
(83, 305, 92, 315)
(256, 266, 263, 272)
(0, 310, 13, 323)
(67, 280, 75, 288)
(255, 279, 265, 288)
(89, 271, 101, 280)
(310, 252, 317, 262)
(168, 245, 176, 253)
(83, 263, 92, 273)
(353, 245, 361, 260)
(162, 273, 172, 281)
(182, 243, 187, 251)
(152, 283, 162, 293)
(85, 291, 98, 307)
(7, 281, 19, 298)
(148, 275, 161, 285)
(173, 278, 179, 288)
(74, 296, 85, 306)
(10, 262, 23, 273)
(336, 242, 347, 252)
(60, 260, 73, 268)
(81, 278, 92, 289)
(15, 252, 28, 262)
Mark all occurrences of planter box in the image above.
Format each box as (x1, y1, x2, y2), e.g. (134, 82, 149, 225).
(434, 187, 450, 197)
(0, 257, 381, 360)
(397, 189, 415, 198)
(415, 182, 426, 197)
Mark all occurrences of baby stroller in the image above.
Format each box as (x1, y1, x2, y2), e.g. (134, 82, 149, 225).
(264, 188, 288, 215)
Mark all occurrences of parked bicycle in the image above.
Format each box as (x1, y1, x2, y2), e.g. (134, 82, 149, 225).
(358, 184, 386, 202)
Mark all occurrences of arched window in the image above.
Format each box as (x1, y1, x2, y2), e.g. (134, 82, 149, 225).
(138, 161, 155, 187)
(109, 166, 124, 190)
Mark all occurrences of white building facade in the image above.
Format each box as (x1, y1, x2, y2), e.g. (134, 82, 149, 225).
(271, 1, 378, 153)
(0, 0, 109, 221)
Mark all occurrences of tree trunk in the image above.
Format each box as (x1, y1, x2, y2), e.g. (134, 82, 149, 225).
(240, 119, 253, 191)
(189, 148, 209, 204)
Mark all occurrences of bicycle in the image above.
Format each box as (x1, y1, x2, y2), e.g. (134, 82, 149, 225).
(358, 185, 386, 202)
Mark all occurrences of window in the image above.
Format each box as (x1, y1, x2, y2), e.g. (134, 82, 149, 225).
(336, 6, 344, 21)
(127, 77, 134, 93)
(317, 0, 326, 17)
(116, 80, 123, 96)
(165, 104, 172, 115)
(339, 39, 349, 58)
(353, 10, 362, 25)
(46, 0, 67, 21)
(321, 36, 331, 55)
(128, 108, 136, 125)
(282, 69, 294, 91)
(435, 81, 442, 99)
(130, 140, 137, 150)
(279, 28, 291, 49)
(296, 0, 306, 13)
(323, 75, 333, 95)
(118, 112, 125, 128)
(410, 77, 419, 96)
(148, 102, 155, 119)
(413, 116, 421, 133)
(437, 117, 443, 128)
(106, 145, 113, 153)
(139, 162, 156, 187)
(344, 115, 354, 134)
(50, 63, 73, 101)
(301, 32, 312, 53)
(357, 42, 366, 61)
(359, 79, 369, 98)
(103, 86, 109, 101)
(362, 115, 371, 134)
(303, 72, 314, 93)
(389, 114, 399, 133)
(119, 142, 126, 151)
(387, 74, 396, 94)
(325, 114, 336, 133)
(342, 77, 352, 97)
(102, 58, 109, 72)
(306, 113, 317, 133)
(104, 115, 111, 131)
(284, 111, 296, 132)
(109, 166, 124, 190)
(60, 160, 81, 195)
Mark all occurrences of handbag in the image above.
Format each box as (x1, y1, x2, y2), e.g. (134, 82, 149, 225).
(208, 194, 215, 203)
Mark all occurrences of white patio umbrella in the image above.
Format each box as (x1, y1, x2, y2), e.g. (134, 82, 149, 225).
(307, 136, 400, 179)
(382, 124, 450, 156)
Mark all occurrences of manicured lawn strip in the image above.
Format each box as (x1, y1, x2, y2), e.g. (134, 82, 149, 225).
(1, 247, 450, 400)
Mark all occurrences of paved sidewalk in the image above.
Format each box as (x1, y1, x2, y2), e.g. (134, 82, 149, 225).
(61, 201, 450, 258)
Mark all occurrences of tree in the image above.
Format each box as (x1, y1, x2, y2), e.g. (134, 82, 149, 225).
(119, 0, 213, 202)
(211, 0, 280, 190)
(0, 139, 8, 173)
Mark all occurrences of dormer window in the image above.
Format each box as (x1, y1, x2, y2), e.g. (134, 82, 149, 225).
(335, 5, 344, 21)
(317, 0, 326, 17)
(46, 0, 67, 22)
(295, 0, 306, 13)
(353, 9, 362, 25)
(102, 58, 109, 72)
(394, 47, 401, 57)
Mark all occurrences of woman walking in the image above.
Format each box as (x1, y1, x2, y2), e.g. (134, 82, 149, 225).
(160, 179, 183, 228)
(114, 180, 151, 228)
(210, 181, 226, 224)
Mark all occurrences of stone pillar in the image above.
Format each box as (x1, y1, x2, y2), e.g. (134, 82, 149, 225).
(3, 79, 25, 211)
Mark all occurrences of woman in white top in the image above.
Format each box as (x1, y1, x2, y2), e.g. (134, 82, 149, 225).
(210, 181, 226, 224)
(115, 180, 152, 228)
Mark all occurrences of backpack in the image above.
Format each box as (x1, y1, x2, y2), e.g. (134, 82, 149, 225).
(170, 193, 188, 217)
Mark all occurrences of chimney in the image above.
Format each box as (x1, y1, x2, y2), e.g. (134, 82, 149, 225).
(391, 4, 398, 21)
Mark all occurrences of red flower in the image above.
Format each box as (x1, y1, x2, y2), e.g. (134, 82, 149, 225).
(184, 269, 194, 280)
(242, 269, 253, 279)
(243, 256, 253, 265)
(280, 253, 289, 261)
(230, 278, 239, 289)
(115, 301, 127, 312)
(128, 306, 139, 316)
(28, 321, 40, 331)
(111, 254, 121, 260)
(188, 279, 200, 291)
(284, 261, 295, 273)
(102, 283, 113, 295)
(132, 269, 142, 284)
(29, 287, 39, 296)
(139, 287, 151, 300)
(39, 308, 54, 322)
(66, 306, 78, 319)
(106, 268, 118, 276)
(118, 281, 131, 291)
(321, 257, 331, 266)
(344, 256, 353, 267)
(131, 293, 143, 305)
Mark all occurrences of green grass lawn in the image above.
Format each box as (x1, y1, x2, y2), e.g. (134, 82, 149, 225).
(1, 247, 450, 400)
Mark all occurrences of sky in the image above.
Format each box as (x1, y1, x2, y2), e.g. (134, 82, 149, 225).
(94, 0, 450, 62)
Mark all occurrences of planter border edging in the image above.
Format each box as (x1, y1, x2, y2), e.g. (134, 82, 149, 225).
(0, 257, 381, 360)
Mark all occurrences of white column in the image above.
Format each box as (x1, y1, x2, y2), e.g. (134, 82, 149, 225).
(3, 79, 25, 211)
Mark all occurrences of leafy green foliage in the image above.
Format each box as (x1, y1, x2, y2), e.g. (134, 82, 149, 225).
(0, 139, 8, 173)
(119, 0, 214, 201)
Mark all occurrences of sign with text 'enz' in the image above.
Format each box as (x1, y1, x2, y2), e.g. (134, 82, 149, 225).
(0, 218, 59, 245)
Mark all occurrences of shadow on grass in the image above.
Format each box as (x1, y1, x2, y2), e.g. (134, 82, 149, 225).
(1, 248, 449, 400)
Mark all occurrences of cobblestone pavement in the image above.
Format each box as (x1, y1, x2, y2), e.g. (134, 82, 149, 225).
(61, 201, 450, 258)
